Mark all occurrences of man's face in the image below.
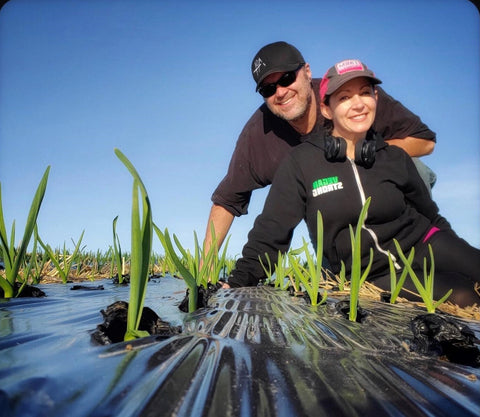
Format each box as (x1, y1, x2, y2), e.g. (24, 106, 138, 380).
(261, 64, 313, 123)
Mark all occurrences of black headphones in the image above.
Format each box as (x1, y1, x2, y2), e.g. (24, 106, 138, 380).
(324, 131, 377, 168)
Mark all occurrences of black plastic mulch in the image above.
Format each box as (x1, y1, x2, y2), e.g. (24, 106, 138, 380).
(0, 276, 479, 417)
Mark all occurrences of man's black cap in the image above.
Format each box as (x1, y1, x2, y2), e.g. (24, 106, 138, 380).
(251, 41, 305, 91)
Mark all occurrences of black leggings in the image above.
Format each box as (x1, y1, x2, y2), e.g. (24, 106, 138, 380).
(373, 230, 480, 307)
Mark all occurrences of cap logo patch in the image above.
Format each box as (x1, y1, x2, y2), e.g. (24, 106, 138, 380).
(335, 59, 364, 75)
(253, 57, 266, 75)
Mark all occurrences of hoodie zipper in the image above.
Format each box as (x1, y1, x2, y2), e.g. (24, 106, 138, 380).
(348, 159, 401, 270)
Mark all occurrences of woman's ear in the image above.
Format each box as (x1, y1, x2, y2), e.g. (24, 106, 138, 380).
(320, 102, 333, 120)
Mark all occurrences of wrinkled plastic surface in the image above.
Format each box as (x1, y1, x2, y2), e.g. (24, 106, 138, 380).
(0, 277, 479, 416)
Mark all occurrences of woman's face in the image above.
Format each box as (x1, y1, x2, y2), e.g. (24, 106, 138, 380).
(320, 77, 377, 141)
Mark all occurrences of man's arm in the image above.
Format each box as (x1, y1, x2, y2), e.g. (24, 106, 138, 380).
(203, 204, 234, 254)
(384, 136, 435, 157)
(373, 87, 436, 157)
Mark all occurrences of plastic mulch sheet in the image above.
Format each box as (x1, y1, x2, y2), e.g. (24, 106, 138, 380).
(0, 276, 479, 416)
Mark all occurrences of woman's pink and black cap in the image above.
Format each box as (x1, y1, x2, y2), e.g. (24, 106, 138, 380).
(319, 59, 382, 102)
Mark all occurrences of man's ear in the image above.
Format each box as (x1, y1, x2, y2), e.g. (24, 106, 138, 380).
(320, 102, 333, 120)
(304, 63, 312, 82)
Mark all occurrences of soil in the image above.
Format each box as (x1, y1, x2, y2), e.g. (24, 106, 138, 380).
(411, 313, 480, 367)
(92, 300, 182, 345)
(0, 282, 46, 298)
(334, 298, 370, 323)
(177, 281, 224, 312)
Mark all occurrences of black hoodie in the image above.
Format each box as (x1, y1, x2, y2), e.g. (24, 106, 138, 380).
(229, 129, 450, 287)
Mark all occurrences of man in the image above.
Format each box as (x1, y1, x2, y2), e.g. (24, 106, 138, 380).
(204, 41, 436, 258)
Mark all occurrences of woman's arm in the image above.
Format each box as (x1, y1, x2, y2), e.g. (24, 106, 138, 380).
(227, 157, 307, 287)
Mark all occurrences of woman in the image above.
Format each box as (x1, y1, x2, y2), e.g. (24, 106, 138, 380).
(225, 59, 480, 307)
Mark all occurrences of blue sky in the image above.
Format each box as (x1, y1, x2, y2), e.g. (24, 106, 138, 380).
(0, 0, 479, 259)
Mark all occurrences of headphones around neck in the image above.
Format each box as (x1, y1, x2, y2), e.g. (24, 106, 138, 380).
(324, 132, 376, 168)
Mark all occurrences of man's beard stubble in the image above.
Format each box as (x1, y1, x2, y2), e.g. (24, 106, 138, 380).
(267, 81, 313, 124)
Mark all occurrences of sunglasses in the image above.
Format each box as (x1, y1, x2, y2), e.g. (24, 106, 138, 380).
(258, 64, 305, 98)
